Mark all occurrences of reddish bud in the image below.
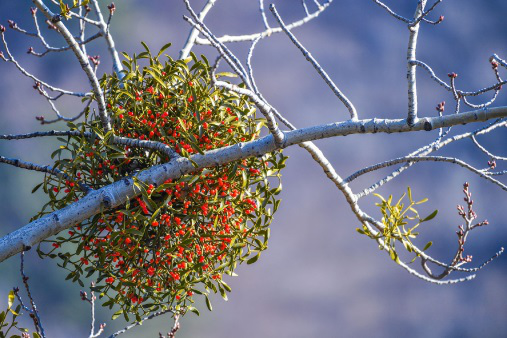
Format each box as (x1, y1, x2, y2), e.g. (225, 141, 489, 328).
(107, 3, 116, 15)
(436, 101, 445, 112)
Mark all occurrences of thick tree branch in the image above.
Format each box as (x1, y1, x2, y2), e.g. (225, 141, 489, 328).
(1, 105, 507, 262)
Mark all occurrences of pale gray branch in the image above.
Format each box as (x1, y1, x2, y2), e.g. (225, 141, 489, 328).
(194, 0, 333, 44)
(179, 0, 217, 59)
(269, 4, 358, 120)
(32, 0, 111, 131)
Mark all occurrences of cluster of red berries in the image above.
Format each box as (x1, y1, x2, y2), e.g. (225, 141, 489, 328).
(35, 51, 286, 321)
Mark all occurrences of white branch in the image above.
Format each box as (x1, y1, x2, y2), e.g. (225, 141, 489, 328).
(269, 4, 358, 120)
(179, 0, 217, 59)
(194, 0, 333, 44)
(406, 0, 427, 125)
(90, 0, 123, 78)
(2, 106, 507, 262)
(31, 0, 111, 131)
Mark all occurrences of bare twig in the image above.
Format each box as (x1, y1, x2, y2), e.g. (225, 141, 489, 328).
(19, 250, 46, 337)
(270, 4, 358, 120)
(89, 0, 123, 78)
(179, 0, 218, 59)
(194, 0, 333, 44)
(108, 309, 175, 338)
(31, 0, 111, 131)
(0, 155, 91, 193)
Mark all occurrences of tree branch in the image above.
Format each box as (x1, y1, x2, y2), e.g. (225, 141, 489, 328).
(31, 0, 111, 131)
(1, 105, 507, 262)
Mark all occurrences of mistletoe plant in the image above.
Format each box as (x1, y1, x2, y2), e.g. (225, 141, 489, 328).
(32, 45, 287, 321)
(357, 187, 438, 264)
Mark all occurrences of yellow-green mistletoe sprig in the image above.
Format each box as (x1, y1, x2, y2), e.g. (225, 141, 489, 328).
(357, 187, 437, 264)
(33, 45, 287, 322)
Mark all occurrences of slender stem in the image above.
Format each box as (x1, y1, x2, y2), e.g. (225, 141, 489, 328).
(108, 309, 174, 337)
(194, 0, 333, 44)
(31, 0, 111, 131)
(20, 250, 46, 337)
(406, 1, 427, 126)
(89, 0, 123, 78)
(179, 0, 217, 59)
(0, 155, 91, 193)
(270, 4, 358, 120)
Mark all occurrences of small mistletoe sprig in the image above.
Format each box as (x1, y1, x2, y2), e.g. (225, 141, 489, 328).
(357, 187, 437, 264)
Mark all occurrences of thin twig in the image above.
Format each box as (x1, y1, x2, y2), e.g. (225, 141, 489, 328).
(194, 0, 333, 44)
(20, 250, 46, 337)
(108, 309, 175, 338)
(0, 155, 91, 193)
(179, 0, 218, 59)
(270, 4, 358, 120)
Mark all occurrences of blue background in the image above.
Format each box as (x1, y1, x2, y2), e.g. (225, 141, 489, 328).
(0, 1, 507, 337)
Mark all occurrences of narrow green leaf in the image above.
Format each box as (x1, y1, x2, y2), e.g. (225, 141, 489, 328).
(423, 241, 433, 251)
(205, 295, 212, 311)
(415, 198, 429, 205)
(246, 253, 260, 265)
(421, 209, 438, 222)
(8, 290, 14, 309)
(157, 42, 172, 58)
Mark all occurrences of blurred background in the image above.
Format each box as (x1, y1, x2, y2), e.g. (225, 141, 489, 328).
(1, 1, 507, 337)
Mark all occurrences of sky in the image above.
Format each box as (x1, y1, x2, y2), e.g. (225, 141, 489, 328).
(0, 1, 507, 337)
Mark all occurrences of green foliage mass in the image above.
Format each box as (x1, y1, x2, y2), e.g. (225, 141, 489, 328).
(33, 45, 286, 322)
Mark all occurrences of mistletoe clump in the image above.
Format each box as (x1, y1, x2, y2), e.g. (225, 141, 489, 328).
(33, 45, 286, 321)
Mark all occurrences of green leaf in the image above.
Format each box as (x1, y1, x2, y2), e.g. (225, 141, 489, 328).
(7, 290, 14, 309)
(188, 306, 200, 316)
(111, 309, 123, 320)
(220, 281, 232, 292)
(157, 42, 172, 58)
(33, 333, 41, 338)
(423, 241, 433, 251)
(246, 252, 260, 265)
(141, 41, 152, 56)
(216, 72, 238, 78)
(59, 0, 66, 13)
(145, 69, 167, 89)
(31, 183, 44, 194)
(415, 198, 429, 205)
(421, 209, 438, 222)
(218, 286, 228, 301)
(389, 249, 400, 264)
(205, 294, 212, 311)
